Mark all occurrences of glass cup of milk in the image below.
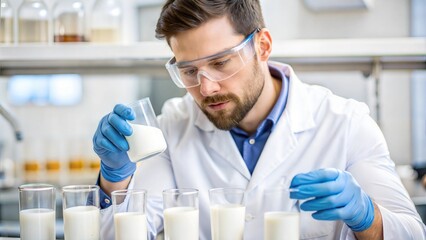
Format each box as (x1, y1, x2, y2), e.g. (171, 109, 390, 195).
(162, 188, 199, 240)
(19, 183, 56, 240)
(62, 185, 100, 240)
(209, 188, 246, 240)
(125, 98, 167, 163)
(112, 189, 148, 240)
(263, 187, 300, 240)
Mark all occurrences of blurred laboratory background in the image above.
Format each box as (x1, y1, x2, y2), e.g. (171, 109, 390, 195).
(0, 0, 425, 238)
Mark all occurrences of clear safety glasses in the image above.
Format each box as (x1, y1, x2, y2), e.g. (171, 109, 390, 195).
(165, 28, 260, 88)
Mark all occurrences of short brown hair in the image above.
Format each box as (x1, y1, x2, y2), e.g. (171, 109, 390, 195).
(155, 0, 265, 45)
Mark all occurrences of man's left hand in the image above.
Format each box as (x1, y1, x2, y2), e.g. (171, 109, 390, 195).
(289, 168, 375, 232)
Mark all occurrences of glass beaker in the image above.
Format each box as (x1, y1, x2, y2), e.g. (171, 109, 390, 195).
(90, 0, 122, 43)
(62, 185, 100, 240)
(163, 188, 199, 240)
(18, 0, 49, 43)
(19, 184, 56, 240)
(0, 0, 14, 44)
(112, 189, 148, 240)
(209, 188, 246, 240)
(263, 187, 300, 240)
(53, 0, 86, 42)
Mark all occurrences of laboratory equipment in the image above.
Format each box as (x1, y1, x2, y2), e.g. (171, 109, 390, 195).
(18, 0, 49, 43)
(53, 0, 86, 42)
(0, 0, 14, 44)
(91, 0, 122, 43)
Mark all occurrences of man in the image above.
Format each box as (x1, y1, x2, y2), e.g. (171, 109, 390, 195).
(93, 0, 426, 239)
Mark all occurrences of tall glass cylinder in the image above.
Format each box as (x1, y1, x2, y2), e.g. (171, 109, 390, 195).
(163, 188, 199, 240)
(90, 0, 122, 43)
(112, 189, 148, 240)
(62, 185, 100, 240)
(0, 0, 14, 44)
(18, 0, 49, 43)
(263, 187, 300, 240)
(19, 184, 56, 240)
(209, 188, 245, 240)
(53, 0, 86, 42)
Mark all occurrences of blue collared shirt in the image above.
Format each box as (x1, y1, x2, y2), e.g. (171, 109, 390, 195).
(230, 64, 289, 174)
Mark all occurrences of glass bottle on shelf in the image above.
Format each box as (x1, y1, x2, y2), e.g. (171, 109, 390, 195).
(91, 0, 122, 43)
(0, 0, 14, 44)
(53, 0, 86, 42)
(18, 0, 49, 43)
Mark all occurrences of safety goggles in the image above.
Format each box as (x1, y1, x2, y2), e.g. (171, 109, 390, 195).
(165, 28, 260, 88)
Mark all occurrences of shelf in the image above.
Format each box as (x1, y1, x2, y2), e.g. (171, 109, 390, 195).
(0, 41, 172, 75)
(0, 38, 425, 75)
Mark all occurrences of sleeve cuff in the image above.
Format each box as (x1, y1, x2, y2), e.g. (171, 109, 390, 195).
(96, 172, 112, 209)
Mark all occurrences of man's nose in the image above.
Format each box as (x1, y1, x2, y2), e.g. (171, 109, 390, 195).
(198, 71, 220, 97)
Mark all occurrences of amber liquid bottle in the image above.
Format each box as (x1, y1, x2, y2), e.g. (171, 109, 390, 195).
(53, 0, 86, 43)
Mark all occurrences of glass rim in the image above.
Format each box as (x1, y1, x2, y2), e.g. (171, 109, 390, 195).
(264, 211, 300, 216)
(111, 189, 147, 196)
(263, 186, 295, 193)
(18, 183, 55, 192)
(163, 188, 199, 195)
(62, 184, 99, 192)
(209, 187, 245, 194)
(126, 97, 151, 108)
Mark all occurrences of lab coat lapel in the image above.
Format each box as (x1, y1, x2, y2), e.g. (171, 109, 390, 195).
(194, 105, 251, 181)
(210, 130, 251, 180)
(247, 65, 316, 191)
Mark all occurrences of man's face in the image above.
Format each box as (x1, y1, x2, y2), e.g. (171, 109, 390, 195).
(170, 17, 264, 130)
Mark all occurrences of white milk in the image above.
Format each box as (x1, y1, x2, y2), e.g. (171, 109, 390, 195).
(19, 208, 55, 240)
(63, 205, 100, 240)
(126, 123, 167, 162)
(163, 207, 199, 240)
(264, 212, 299, 240)
(210, 204, 245, 240)
(114, 212, 148, 240)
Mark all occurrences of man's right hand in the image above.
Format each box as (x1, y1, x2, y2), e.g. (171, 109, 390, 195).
(93, 104, 136, 183)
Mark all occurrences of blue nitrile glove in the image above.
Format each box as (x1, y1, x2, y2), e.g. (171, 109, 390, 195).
(93, 104, 136, 182)
(289, 168, 375, 232)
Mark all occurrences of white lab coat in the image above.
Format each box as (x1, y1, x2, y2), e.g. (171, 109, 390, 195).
(100, 63, 426, 240)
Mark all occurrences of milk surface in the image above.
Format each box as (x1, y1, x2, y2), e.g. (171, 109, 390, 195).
(264, 212, 299, 240)
(20, 208, 55, 240)
(63, 205, 100, 240)
(114, 212, 147, 240)
(126, 123, 167, 162)
(163, 207, 199, 240)
(210, 204, 245, 240)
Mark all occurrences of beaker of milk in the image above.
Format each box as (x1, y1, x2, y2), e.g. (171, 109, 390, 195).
(125, 98, 167, 163)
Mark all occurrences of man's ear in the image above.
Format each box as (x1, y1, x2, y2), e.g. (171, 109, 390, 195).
(257, 28, 273, 61)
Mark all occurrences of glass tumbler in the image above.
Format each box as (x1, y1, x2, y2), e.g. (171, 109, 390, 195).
(19, 183, 56, 240)
(62, 185, 100, 240)
(163, 188, 199, 240)
(112, 189, 148, 240)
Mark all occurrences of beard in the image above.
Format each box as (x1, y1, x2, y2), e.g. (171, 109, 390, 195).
(200, 60, 265, 130)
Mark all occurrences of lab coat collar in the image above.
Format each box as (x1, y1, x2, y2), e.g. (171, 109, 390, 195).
(275, 62, 316, 133)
